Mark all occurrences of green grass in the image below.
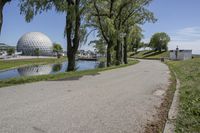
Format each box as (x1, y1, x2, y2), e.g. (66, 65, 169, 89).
(167, 58, 200, 132)
(0, 60, 139, 88)
(192, 54, 200, 58)
(130, 50, 169, 59)
(98, 57, 106, 62)
(0, 57, 67, 71)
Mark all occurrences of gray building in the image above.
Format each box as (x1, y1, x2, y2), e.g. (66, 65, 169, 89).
(170, 48, 192, 60)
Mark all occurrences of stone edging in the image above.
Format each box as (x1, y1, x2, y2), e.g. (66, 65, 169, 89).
(163, 72, 180, 133)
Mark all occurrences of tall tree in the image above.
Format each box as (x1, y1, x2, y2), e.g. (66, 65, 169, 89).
(116, 0, 156, 64)
(89, 0, 156, 66)
(89, 0, 116, 66)
(124, 25, 143, 63)
(149, 32, 170, 52)
(20, 0, 89, 71)
(128, 25, 143, 52)
(53, 43, 63, 58)
(0, 0, 11, 34)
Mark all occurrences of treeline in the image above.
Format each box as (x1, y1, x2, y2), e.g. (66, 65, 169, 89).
(0, 0, 157, 71)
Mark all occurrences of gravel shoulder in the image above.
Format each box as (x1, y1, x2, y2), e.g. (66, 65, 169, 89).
(0, 60, 170, 133)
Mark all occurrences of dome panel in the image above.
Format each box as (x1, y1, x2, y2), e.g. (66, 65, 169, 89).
(17, 32, 53, 56)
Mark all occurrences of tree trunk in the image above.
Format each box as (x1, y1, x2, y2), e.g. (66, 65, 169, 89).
(123, 36, 128, 64)
(0, 2, 3, 34)
(66, 13, 74, 71)
(115, 39, 122, 65)
(159, 47, 161, 53)
(67, 50, 76, 71)
(66, 0, 80, 71)
(56, 52, 61, 58)
(0, 0, 10, 34)
(107, 43, 112, 67)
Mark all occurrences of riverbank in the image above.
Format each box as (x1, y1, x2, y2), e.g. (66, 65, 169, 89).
(129, 50, 169, 60)
(167, 58, 200, 132)
(0, 57, 66, 71)
(0, 60, 139, 88)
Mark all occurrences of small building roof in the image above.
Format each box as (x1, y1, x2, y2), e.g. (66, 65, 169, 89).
(169, 49, 192, 52)
(0, 43, 15, 50)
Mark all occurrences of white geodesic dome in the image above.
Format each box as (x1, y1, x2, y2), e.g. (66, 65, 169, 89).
(17, 32, 53, 56)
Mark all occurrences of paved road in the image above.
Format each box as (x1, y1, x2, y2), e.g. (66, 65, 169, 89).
(0, 60, 170, 133)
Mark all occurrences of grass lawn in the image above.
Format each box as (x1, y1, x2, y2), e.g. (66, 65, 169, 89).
(129, 50, 169, 59)
(167, 58, 200, 132)
(98, 57, 106, 62)
(0, 57, 67, 71)
(0, 60, 139, 88)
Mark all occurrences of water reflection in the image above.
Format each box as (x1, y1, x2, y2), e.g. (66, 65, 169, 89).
(0, 60, 106, 80)
(97, 62, 106, 68)
(18, 65, 52, 76)
(52, 64, 62, 72)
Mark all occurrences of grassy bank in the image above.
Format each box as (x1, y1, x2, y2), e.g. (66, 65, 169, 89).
(0, 57, 66, 71)
(129, 50, 169, 59)
(167, 58, 200, 132)
(0, 60, 139, 88)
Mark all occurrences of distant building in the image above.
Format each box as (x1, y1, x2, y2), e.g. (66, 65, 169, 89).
(0, 43, 15, 51)
(77, 50, 96, 58)
(170, 47, 192, 60)
(0, 43, 16, 58)
(138, 47, 152, 51)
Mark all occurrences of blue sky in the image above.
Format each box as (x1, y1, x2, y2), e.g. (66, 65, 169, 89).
(0, 0, 200, 54)
(143, 0, 200, 54)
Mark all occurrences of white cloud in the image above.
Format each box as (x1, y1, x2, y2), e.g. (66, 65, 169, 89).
(170, 27, 200, 41)
(169, 27, 200, 54)
(177, 27, 200, 38)
(143, 38, 150, 43)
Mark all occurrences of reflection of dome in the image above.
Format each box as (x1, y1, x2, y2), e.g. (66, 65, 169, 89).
(17, 65, 52, 76)
(17, 32, 53, 56)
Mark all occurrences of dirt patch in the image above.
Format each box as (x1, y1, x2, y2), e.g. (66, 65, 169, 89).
(144, 71, 176, 133)
(153, 89, 166, 96)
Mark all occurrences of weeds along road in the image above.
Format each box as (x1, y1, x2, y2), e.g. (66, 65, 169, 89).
(0, 60, 170, 133)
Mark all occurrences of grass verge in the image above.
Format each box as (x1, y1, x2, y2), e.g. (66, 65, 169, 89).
(167, 58, 200, 132)
(0, 57, 66, 71)
(0, 60, 139, 88)
(145, 62, 177, 133)
(129, 50, 169, 59)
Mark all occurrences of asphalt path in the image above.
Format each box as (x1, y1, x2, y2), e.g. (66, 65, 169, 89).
(0, 60, 170, 133)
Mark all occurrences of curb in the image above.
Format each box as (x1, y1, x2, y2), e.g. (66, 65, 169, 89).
(163, 72, 180, 133)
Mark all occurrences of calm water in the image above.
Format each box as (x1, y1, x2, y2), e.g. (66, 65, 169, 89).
(0, 61, 106, 80)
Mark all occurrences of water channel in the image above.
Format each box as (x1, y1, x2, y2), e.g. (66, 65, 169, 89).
(0, 60, 106, 80)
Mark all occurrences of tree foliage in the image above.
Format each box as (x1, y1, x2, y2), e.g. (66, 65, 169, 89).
(92, 39, 106, 56)
(87, 0, 156, 65)
(149, 32, 170, 52)
(126, 25, 143, 53)
(6, 47, 14, 55)
(53, 43, 63, 58)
